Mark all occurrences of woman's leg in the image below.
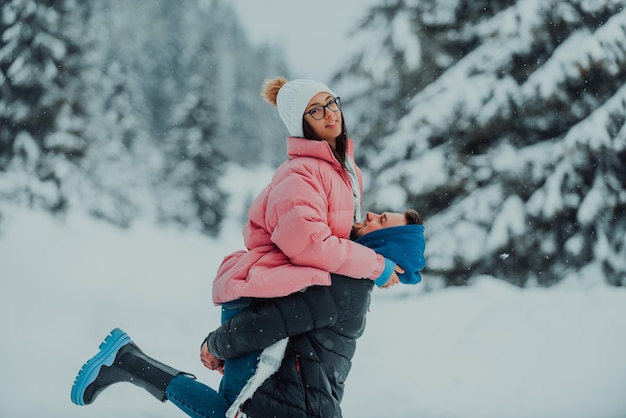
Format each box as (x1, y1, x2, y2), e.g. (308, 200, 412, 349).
(71, 328, 228, 418)
(219, 298, 262, 405)
(71, 328, 182, 405)
(165, 374, 229, 418)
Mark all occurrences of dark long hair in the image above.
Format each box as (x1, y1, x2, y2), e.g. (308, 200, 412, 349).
(302, 116, 349, 169)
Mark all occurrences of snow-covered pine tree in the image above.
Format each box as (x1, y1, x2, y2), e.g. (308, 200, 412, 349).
(158, 42, 227, 236)
(74, 1, 163, 227)
(103, 0, 193, 143)
(333, 1, 437, 157)
(156, 0, 241, 236)
(343, 0, 626, 286)
(185, 0, 287, 167)
(0, 0, 91, 215)
(156, 0, 288, 236)
(226, 41, 290, 167)
(1, 0, 289, 235)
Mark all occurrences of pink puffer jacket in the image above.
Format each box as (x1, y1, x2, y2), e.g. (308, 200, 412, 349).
(212, 137, 386, 304)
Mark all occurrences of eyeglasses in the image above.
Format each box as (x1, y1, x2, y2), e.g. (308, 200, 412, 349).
(304, 97, 341, 120)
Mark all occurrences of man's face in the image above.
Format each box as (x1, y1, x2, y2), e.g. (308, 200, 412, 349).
(351, 212, 407, 239)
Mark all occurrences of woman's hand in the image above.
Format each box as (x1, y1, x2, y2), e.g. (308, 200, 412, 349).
(381, 265, 404, 289)
(200, 340, 225, 374)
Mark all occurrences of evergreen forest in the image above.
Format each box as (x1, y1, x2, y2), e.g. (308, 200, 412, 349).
(2, 0, 625, 287)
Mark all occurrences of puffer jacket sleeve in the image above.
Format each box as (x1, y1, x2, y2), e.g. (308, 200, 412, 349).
(266, 162, 386, 280)
(206, 285, 340, 360)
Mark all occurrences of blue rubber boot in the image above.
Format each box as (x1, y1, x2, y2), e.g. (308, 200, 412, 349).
(71, 328, 187, 406)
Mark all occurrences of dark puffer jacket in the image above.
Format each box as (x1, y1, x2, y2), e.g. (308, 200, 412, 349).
(206, 275, 374, 418)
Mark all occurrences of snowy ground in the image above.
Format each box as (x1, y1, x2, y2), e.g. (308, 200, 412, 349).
(1, 206, 626, 418)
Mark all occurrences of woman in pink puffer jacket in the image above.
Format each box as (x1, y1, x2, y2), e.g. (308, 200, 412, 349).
(206, 77, 401, 412)
(212, 77, 399, 304)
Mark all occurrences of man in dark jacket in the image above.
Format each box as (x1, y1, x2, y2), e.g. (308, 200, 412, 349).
(203, 210, 426, 418)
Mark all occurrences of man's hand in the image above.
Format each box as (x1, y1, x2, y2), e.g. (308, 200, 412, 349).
(381, 265, 404, 289)
(200, 340, 225, 374)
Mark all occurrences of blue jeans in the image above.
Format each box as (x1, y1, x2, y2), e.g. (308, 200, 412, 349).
(166, 374, 229, 418)
(219, 298, 262, 405)
(165, 298, 261, 417)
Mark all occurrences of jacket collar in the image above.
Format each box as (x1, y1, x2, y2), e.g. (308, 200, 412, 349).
(286, 136, 355, 166)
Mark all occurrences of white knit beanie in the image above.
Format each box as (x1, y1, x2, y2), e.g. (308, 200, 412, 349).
(263, 78, 337, 137)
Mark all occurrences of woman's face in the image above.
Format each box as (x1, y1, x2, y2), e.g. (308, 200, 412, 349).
(303, 92, 343, 147)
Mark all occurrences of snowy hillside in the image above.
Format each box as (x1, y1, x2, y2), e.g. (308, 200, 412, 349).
(1, 203, 625, 418)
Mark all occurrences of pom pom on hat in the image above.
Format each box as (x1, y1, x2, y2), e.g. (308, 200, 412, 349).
(260, 76, 337, 137)
(261, 77, 287, 107)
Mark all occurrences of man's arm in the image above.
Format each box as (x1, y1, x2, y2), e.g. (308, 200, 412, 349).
(205, 282, 344, 360)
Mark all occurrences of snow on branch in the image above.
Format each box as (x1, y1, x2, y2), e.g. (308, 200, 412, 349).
(522, 8, 626, 100)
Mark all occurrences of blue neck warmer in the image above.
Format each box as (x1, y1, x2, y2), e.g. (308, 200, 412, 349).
(355, 224, 426, 285)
